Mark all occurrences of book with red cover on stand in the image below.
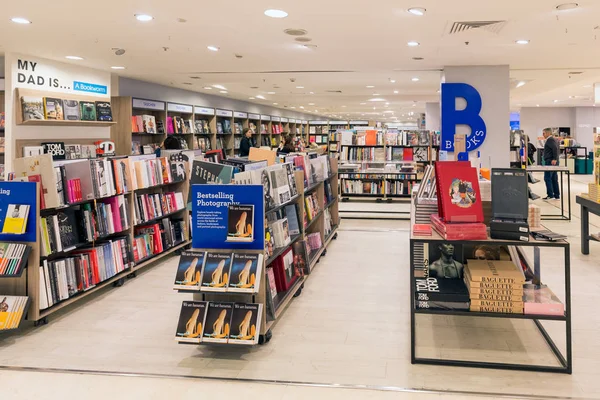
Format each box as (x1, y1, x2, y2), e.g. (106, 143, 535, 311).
(434, 161, 483, 223)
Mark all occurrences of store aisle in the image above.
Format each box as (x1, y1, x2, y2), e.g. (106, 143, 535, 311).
(0, 214, 599, 398)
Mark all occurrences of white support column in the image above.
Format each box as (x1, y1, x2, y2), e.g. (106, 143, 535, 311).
(425, 102, 440, 131)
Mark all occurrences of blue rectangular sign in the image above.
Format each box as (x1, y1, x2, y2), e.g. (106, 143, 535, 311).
(192, 185, 264, 251)
(0, 182, 37, 243)
(73, 81, 108, 95)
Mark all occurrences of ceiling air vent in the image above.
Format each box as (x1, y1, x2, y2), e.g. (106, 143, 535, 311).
(325, 90, 342, 93)
(568, 71, 583, 75)
(449, 21, 507, 35)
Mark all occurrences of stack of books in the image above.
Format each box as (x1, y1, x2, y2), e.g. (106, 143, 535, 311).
(414, 277, 470, 310)
(412, 224, 432, 236)
(528, 204, 541, 228)
(0, 296, 29, 330)
(464, 259, 525, 314)
(489, 168, 529, 241)
(523, 284, 564, 316)
(588, 183, 600, 202)
(431, 214, 487, 240)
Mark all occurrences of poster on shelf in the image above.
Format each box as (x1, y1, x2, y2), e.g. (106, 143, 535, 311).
(0, 181, 37, 243)
(192, 184, 264, 250)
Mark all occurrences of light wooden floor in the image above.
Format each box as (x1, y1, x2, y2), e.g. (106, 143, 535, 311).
(0, 174, 599, 399)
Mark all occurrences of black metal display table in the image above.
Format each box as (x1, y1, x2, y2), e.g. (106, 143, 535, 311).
(576, 195, 600, 255)
(410, 232, 572, 374)
(527, 166, 571, 221)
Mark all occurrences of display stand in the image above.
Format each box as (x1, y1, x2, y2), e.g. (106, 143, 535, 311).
(527, 166, 571, 220)
(576, 195, 600, 255)
(562, 146, 588, 174)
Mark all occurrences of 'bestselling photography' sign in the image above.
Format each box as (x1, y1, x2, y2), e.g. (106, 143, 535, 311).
(192, 185, 264, 251)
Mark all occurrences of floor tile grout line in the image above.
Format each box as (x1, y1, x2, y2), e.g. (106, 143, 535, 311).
(0, 365, 593, 400)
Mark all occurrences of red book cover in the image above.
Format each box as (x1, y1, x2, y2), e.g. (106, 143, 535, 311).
(434, 161, 472, 220)
(364, 130, 377, 146)
(27, 175, 46, 209)
(67, 180, 73, 203)
(436, 163, 483, 223)
(75, 179, 82, 202)
(403, 148, 414, 161)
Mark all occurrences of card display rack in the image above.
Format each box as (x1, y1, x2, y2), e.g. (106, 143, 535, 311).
(180, 159, 340, 345)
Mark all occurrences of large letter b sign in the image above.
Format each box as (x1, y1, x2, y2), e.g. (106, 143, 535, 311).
(441, 83, 487, 152)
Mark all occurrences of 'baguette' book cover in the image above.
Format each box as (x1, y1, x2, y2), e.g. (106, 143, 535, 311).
(226, 204, 254, 243)
(228, 253, 263, 293)
(175, 301, 208, 343)
(466, 260, 525, 284)
(201, 252, 232, 292)
(229, 303, 263, 345)
(203, 302, 233, 343)
(173, 251, 206, 290)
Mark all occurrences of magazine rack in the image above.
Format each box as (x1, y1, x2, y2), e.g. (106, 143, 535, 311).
(410, 222, 572, 374)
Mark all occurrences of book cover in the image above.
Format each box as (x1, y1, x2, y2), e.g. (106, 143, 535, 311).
(491, 168, 528, 220)
(175, 301, 207, 343)
(465, 259, 525, 284)
(470, 304, 523, 313)
(203, 302, 233, 343)
(201, 252, 232, 292)
(41, 142, 66, 160)
(285, 204, 301, 235)
(415, 277, 470, 302)
(1, 205, 30, 234)
(43, 98, 64, 120)
(292, 240, 310, 276)
(229, 303, 263, 345)
(173, 251, 206, 290)
(427, 242, 464, 279)
(416, 300, 470, 310)
(228, 253, 263, 293)
(226, 204, 254, 243)
(80, 101, 97, 121)
(190, 160, 233, 185)
(63, 100, 80, 120)
(22, 146, 44, 157)
(56, 209, 80, 250)
(436, 162, 484, 223)
(21, 96, 44, 120)
(523, 284, 564, 316)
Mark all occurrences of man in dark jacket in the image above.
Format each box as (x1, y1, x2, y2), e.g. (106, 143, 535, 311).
(542, 128, 560, 200)
(239, 128, 255, 157)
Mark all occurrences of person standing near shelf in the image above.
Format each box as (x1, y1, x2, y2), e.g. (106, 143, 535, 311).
(542, 128, 560, 200)
(239, 128, 255, 157)
(278, 134, 296, 154)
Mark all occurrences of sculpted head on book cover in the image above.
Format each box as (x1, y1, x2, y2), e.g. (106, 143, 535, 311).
(429, 243, 464, 279)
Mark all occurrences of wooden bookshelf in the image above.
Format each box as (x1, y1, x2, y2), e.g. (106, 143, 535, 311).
(18, 119, 115, 127)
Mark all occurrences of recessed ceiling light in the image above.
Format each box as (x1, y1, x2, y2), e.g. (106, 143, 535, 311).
(368, 98, 386, 102)
(408, 7, 426, 16)
(556, 3, 578, 10)
(516, 81, 526, 88)
(10, 17, 31, 24)
(407, 41, 420, 47)
(212, 84, 227, 90)
(342, 105, 346, 108)
(554, 99, 559, 103)
(220, 90, 228, 94)
(264, 9, 288, 18)
(308, 103, 315, 105)
(65, 56, 84, 60)
(256, 95, 266, 99)
(366, 85, 375, 88)
(411, 77, 420, 82)
(285, 28, 308, 36)
(273, 103, 278, 105)
(249, 97, 255, 100)
(394, 90, 399, 94)
(207, 46, 219, 52)
(309, 92, 314, 94)
(267, 91, 276, 94)
(300, 106, 304, 109)
(291, 106, 296, 109)
(373, 93, 380, 96)
(536, 104, 540, 107)
(190, 76, 201, 79)
(111, 66, 126, 70)
(360, 103, 366, 105)
(516, 40, 530, 45)
(134, 14, 154, 22)
(390, 79, 396, 83)
(296, 86, 304, 89)
(203, 86, 212, 90)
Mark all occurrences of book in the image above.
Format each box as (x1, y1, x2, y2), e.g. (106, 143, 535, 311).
(22, 146, 44, 157)
(228, 253, 263, 293)
(42, 142, 66, 160)
(43, 98, 64, 120)
(175, 301, 208, 343)
(80, 101, 96, 121)
(470, 304, 523, 313)
(465, 259, 525, 284)
(226, 204, 254, 243)
(523, 284, 564, 315)
(229, 303, 263, 345)
(415, 277, 470, 302)
(203, 302, 233, 343)
(1, 205, 30, 234)
(173, 251, 206, 290)
(0, 296, 29, 330)
(63, 100, 80, 120)
(191, 160, 233, 185)
(0, 243, 31, 276)
(435, 161, 483, 223)
(56, 209, 80, 249)
(491, 168, 528, 220)
(21, 96, 44, 120)
(201, 252, 232, 292)
(416, 300, 470, 310)
(292, 240, 310, 276)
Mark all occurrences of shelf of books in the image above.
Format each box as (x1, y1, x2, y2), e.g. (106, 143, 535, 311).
(173, 153, 339, 345)
(327, 121, 349, 159)
(7, 152, 191, 324)
(260, 115, 272, 148)
(194, 106, 217, 153)
(410, 161, 572, 374)
(270, 116, 283, 149)
(308, 120, 329, 151)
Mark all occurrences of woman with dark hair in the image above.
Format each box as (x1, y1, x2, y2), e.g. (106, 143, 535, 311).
(278, 134, 295, 154)
(239, 128, 255, 157)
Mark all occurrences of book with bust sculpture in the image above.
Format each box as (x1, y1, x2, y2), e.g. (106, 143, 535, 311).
(429, 243, 464, 279)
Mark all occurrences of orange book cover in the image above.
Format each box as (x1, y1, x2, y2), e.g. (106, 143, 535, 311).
(365, 130, 377, 146)
(131, 116, 138, 132)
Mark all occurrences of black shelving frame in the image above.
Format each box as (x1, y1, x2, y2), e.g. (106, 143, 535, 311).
(409, 235, 572, 374)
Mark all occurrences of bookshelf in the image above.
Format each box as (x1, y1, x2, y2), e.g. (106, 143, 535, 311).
(271, 116, 283, 149)
(10, 152, 191, 325)
(216, 109, 234, 157)
(309, 120, 329, 151)
(327, 120, 349, 159)
(166, 102, 194, 149)
(260, 115, 272, 148)
(193, 106, 216, 152)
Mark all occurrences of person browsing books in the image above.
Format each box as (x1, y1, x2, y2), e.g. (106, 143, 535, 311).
(239, 128, 255, 157)
(542, 128, 560, 200)
(278, 134, 295, 154)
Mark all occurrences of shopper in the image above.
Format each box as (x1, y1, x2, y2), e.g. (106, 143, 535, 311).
(278, 134, 295, 154)
(239, 128, 255, 157)
(542, 128, 560, 200)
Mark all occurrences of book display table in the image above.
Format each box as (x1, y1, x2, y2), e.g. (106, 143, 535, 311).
(527, 166, 571, 221)
(410, 230, 572, 374)
(576, 195, 600, 255)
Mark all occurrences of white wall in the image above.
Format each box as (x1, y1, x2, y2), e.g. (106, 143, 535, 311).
(425, 102, 440, 131)
(520, 107, 575, 142)
(443, 65, 510, 168)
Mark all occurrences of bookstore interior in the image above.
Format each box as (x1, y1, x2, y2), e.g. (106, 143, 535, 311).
(3, 2, 600, 399)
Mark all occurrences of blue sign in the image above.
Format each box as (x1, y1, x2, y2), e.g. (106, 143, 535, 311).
(73, 81, 108, 95)
(441, 83, 487, 152)
(0, 182, 37, 243)
(192, 185, 264, 251)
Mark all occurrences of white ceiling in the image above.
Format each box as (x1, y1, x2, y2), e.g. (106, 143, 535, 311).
(2, 0, 600, 123)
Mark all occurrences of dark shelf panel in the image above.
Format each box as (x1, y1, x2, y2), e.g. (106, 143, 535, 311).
(305, 209, 324, 231)
(266, 193, 301, 215)
(415, 308, 566, 321)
